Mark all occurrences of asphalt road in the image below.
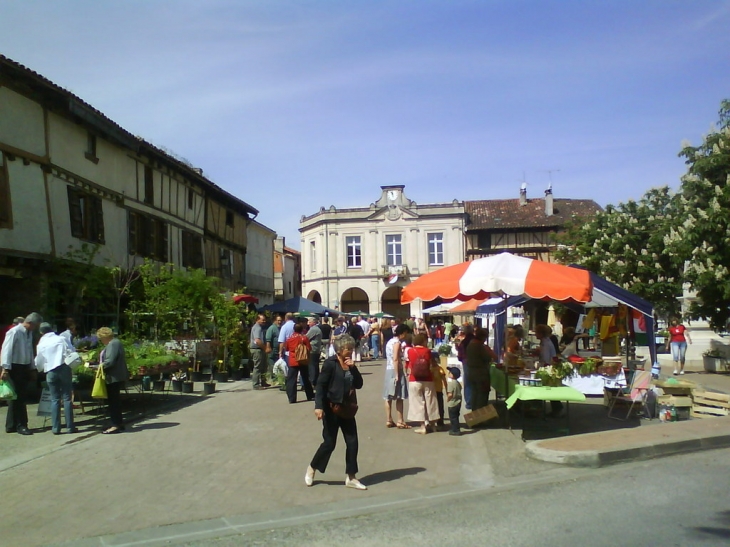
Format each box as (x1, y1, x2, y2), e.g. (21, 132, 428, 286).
(179, 448, 730, 547)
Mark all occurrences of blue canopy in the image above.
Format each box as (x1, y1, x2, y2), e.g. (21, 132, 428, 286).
(477, 268, 657, 366)
(259, 296, 340, 317)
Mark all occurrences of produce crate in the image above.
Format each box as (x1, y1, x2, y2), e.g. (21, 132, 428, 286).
(691, 389, 730, 418)
(654, 379, 695, 396)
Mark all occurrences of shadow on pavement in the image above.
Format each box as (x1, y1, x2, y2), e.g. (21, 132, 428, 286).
(490, 399, 644, 442)
(129, 421, 180, 431)
(360, 466, 426, 485)
(690, 509, 730, 540)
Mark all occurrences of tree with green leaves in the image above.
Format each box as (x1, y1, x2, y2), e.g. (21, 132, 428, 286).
(554, 186, 684, 319)
(665, 99, 730, 331)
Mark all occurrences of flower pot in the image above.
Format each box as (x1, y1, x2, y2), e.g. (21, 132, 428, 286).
(203, 382, 216, 395)
(171, 379, 183, 392)
(191, 371, 207, 382)
(141, 376, 153, 391)
(231, 369, 244, 381)
(182, 382, 194, 394)
(703, 355, 729, 373)
(241, 359, 251, 379)
(215, 371, 229, 383)
(153, 379, 166, 391)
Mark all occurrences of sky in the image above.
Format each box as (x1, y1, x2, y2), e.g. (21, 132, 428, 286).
(2, 0, 729, 249)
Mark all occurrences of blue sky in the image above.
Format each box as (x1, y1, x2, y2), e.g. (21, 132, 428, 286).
(2, 1, 729, 248)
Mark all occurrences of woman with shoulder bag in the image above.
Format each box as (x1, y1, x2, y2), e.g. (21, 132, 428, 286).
(305, 334, 366, 490)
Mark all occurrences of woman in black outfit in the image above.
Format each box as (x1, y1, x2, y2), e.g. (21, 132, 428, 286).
(305, 334, 366, 490)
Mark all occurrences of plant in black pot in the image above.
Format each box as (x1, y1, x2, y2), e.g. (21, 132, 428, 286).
(202, 378, 216, 395)
(214, 359, 229, 383)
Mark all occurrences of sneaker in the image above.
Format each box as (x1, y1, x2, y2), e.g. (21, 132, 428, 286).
(673, 370, 678, 376)
(345, 477, 367, 490)
(679, 370, 685, 375)
(449, 431, 462, 436)
(413, 426, 428, 435)
(304, 466, 315, 487)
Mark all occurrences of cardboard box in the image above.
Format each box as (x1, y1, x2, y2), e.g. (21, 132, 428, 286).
(464, 404, 498, 427)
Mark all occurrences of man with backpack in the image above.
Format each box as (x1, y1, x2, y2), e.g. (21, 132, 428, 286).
(284, 322, 314, 403)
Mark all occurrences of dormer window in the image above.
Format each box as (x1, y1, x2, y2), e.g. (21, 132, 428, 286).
(85, 132, 99, 163)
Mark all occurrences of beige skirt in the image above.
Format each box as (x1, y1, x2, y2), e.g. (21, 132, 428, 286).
(407, 381, 439, 423)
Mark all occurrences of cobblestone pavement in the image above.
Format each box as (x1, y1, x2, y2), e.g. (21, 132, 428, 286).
(2, 359, 729, 547)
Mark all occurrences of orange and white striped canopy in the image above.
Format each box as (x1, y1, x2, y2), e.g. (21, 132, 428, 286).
(401, 252, 592, 304)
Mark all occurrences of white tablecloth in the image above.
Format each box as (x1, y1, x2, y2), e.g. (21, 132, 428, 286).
(563, 369, 626, 395)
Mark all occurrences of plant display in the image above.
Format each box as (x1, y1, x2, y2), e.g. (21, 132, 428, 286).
(535, 358, 575, 386)
(437, 343, 453, 356)
(703, 348, 727, 358)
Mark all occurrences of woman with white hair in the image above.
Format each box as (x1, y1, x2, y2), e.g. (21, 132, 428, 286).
(96, 327, 129, 434)
(306, 334, 366, 490)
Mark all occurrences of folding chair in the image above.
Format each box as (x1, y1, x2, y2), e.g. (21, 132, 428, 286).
(607, 370, 652, 420)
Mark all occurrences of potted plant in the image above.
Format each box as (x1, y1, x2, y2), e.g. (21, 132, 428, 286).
(437, 343, 452, 368)
(203, 379, 216, 395)
(214, 359, 229, 383)
(703, 348, 729, 373)
(535, 358, 575, 387)
(171, 371, 185, 392)
(182, 380, 194, 394)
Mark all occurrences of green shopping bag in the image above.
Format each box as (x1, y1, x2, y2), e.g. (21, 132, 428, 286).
(91, 366, 108, 399)
(0, 379, 17, 400)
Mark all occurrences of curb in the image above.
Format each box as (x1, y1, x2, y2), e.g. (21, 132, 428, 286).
(526, 429, 730, 468)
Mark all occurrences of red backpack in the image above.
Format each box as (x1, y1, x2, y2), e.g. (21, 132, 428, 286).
(410, 347, 432, 381)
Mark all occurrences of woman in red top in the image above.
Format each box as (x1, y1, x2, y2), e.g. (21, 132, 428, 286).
(405, 333, 440, 434)
(284, 323, 314, 403)
(665, 317, 692, 375)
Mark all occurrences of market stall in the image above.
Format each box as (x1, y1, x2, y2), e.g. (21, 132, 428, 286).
(476, 268, 657, 395)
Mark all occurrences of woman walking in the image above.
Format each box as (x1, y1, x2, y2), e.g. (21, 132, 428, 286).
(306, 334, 366, 490)
(666, 317, 692, 375)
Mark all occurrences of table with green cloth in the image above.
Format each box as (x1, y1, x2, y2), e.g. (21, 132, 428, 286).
(490, 365, 518, 398)
(505, 385, 586, 438)
(505, 385, 586, 409)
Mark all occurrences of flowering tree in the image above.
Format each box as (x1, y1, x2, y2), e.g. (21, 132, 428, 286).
(554, 186, 684, 319)
(665, 100, 730, 331)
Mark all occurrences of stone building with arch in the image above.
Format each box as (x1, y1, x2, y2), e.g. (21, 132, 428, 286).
(299, 186, 466, 318)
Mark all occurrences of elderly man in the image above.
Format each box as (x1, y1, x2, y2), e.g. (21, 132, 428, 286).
(306, 317, 323, 386)
(249, 313, 269, 390)
(1, 312, 42, 435)
(266, 314, 283, 384)
(35, 323, 77, 435)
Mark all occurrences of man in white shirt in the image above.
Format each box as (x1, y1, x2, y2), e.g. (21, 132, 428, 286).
(277, 313, 296, 360)
(1, 312, 42, 435)
(357, 315, 371, 360)
(35, 323, 77, 435)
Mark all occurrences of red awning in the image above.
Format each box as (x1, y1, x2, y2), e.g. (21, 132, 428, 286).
(233, 294, 259, 304)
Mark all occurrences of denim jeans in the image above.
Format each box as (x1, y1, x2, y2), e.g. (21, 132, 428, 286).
(370, 334, 380, 359)
(671, 341, 687, 363)
(46, 364, 75, 433)
(448, 405, 461, 433)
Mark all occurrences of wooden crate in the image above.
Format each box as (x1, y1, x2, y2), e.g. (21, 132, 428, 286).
(691, 405, 730, 418)
(692, 390, 730, 409)
(657, 395, 693, 408)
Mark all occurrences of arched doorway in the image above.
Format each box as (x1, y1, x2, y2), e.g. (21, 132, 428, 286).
(340, 288, 370, 314)
(381, 286, 409, 320)
(307, 290, 322, 304)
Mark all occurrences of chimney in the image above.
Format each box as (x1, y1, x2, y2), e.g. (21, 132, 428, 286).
(545, 184, 554, 216)
(519, 182, 527, 206)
